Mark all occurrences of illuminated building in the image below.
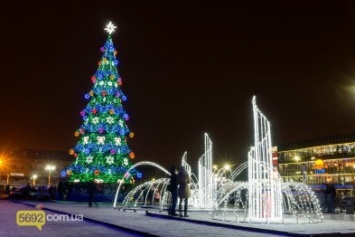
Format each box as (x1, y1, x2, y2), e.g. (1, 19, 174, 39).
(1, 149, 72, 187)
(278, 134, 355, 196)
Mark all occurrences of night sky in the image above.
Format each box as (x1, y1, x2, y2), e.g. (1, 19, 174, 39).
(2, 1, 355, 171)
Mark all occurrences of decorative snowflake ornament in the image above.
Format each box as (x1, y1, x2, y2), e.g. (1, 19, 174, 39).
(106, 156, 114, 165)
(92, 117, 100, 124)
(86, 156, 93, 164)
(97, 136, 105, 145)
(114, 137, 121, 146)
(83, 136, 89, 145)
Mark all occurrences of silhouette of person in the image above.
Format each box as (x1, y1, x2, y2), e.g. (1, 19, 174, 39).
(178, 166, 191, 217)
(88, 181, 95, 207)
(25, 183, 31, 200)
(168, 166, 178, 216)
(325, 183, 336, 213)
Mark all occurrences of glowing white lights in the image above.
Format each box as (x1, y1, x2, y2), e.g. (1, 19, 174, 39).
(198, 133, 213, 208)
(104, 22, 117, 34)
(45, 165, 56, 187)
(112, 97, 323, 224)
(248, 96, 283, 222)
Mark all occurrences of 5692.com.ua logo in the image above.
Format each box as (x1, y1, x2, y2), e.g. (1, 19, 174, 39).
(16, 210, 83, 230)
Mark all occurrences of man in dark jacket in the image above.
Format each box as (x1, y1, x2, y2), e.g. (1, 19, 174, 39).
(88, 181, 96, 207)
(168, 166, 178, 216)
(324, 183, 336, 213)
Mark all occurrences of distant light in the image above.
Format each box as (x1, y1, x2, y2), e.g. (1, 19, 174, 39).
(45, 165, 56, 171)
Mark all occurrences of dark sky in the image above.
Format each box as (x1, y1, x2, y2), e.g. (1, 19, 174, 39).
(2, 1, 355, 170)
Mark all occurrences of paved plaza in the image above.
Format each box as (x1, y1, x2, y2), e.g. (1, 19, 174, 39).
(1, 200, 355, 237)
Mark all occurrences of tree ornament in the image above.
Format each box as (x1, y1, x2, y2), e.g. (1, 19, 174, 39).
(86, 156, 93, 164)
(92, 117, 99, 124)
(106, 156, 114, 165)
(106, 116, 114, 124)
(97, 136, 105, 145)
(104, 21, 117, 34)
(114, 137, 121, 146)
(69, 149, 75, 155)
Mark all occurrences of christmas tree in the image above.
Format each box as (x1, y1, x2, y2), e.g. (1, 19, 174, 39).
(63, 22, 141, 184)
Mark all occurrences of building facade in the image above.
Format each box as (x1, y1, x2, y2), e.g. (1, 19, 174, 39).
(277, 134, 355, 197)
(0, 149, 72, 188)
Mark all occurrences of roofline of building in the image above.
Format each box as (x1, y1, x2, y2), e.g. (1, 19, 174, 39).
(278, 134, 355, 151)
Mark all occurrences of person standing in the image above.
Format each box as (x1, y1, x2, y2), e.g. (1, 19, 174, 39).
(178, 166, 191, 217)
(6, 184, 10, 194)
(168, 166, 178, 216)
(24, 183, 31, 200)
(324, 183, 336, 213)
(88, 181, 95, 207)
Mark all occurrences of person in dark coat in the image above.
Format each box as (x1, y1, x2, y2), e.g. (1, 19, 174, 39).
(324, 183, 336, 213)
(168, 166, 178, 216)
(178, 166, 191, 217)
(24, 183, 31, 200)
(88, 181, 96, 207)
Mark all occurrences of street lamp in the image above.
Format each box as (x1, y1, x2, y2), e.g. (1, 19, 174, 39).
(0, 160, 2, 184)
(45, 165, 55, 187)
(31, 174, 37, 186)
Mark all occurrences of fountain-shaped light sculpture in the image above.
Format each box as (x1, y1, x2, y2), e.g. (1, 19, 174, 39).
(247, 96, 283, 222)
(113, 96, 324, 224)
(198, 133, 214, 208)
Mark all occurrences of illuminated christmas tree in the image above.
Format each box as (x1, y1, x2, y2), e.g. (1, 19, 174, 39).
(64, 22, 141, 183)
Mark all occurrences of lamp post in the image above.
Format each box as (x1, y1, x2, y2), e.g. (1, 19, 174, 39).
(45, 165, 55, 187)
(32, 174, 37, 186)
(0, 160, 2, 184)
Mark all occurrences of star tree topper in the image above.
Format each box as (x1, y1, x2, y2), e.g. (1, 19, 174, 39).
(104, 21, 117, 34)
